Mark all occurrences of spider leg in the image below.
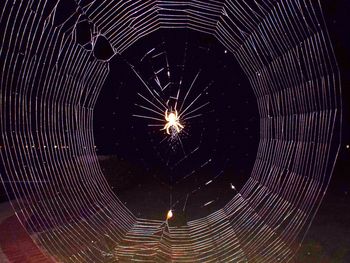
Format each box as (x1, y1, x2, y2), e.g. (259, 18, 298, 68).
(166, 125, 170, 135)
(160, 123, 166, 131)
(165, 109, 168, 121)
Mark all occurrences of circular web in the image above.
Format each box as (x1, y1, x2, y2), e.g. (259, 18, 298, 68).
(0, 0, 341, 262)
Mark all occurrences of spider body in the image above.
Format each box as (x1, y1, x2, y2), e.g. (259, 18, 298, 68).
(162, 109, 184, 135)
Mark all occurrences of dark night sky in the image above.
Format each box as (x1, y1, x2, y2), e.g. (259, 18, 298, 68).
(321, 0, 350, 198)
(0, 0, 349, 222)
(93, 28, 259, 219)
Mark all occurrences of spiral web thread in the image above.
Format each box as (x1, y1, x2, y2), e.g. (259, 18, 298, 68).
(0, 0, 341, 262)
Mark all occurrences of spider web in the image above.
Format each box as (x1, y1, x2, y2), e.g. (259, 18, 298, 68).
(95, 30, 254, 222)
(0, 0, 341, 262)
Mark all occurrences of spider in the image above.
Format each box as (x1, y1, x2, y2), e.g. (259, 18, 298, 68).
(162, 109, 184, 135)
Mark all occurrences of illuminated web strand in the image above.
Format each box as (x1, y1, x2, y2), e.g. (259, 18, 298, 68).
(131, 66, 168, 110)
(179, 70, 201, 113)
(148, 124, 164, 127)
(183, 113, 203, 122)
(181, 101, 210, 120)
(179, 91, 207, 118)
(137, 92, 166, 114)
(132, 114, 164, 122)
(134, 103, 164, 118)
